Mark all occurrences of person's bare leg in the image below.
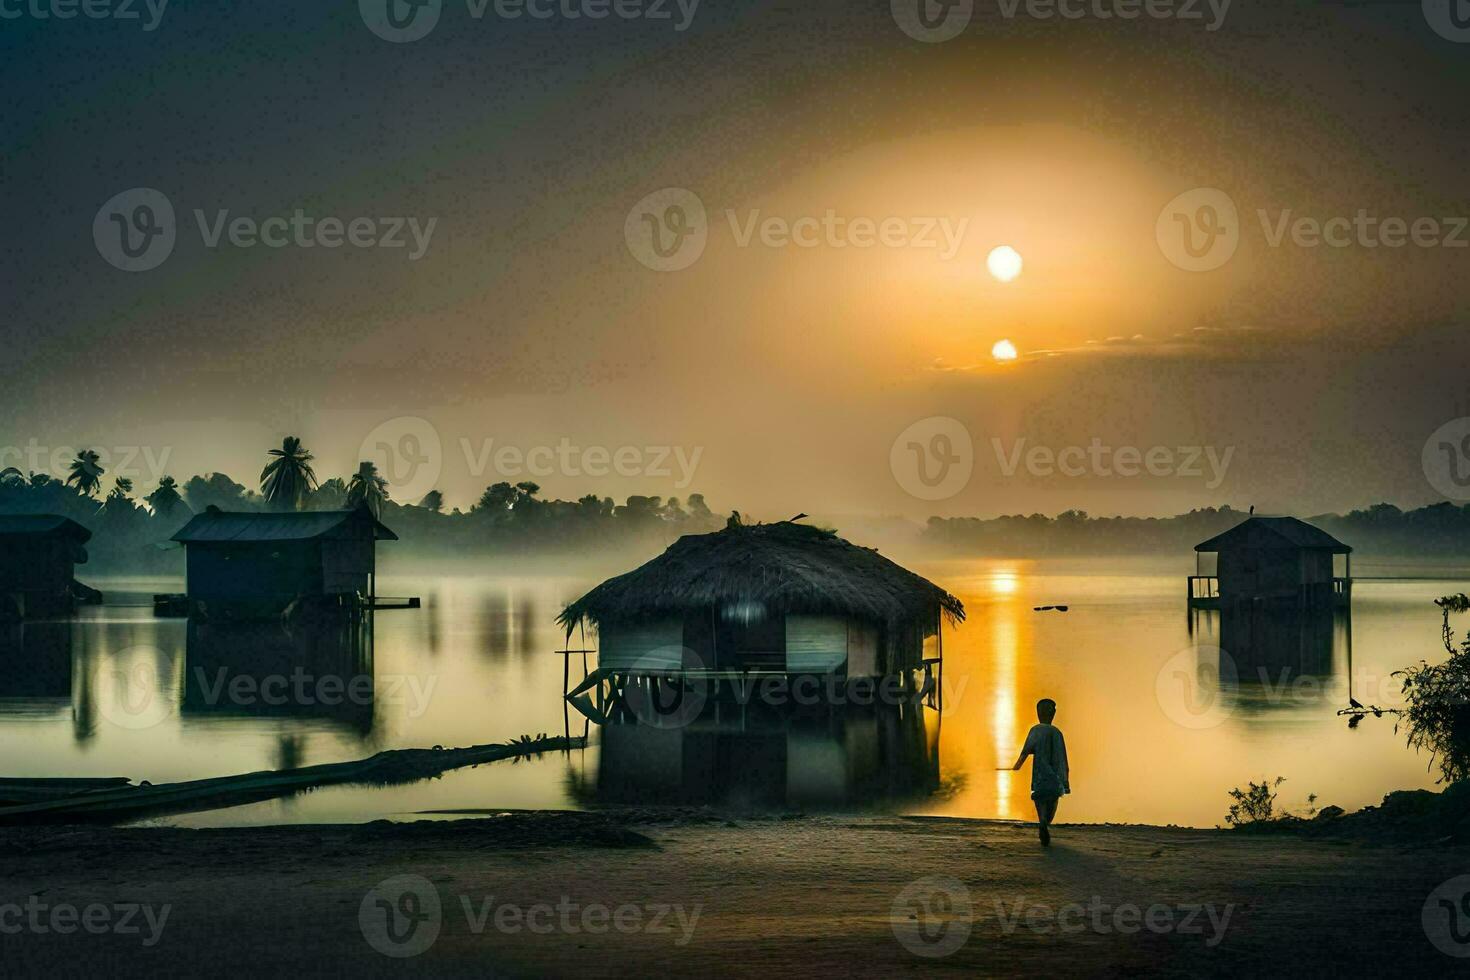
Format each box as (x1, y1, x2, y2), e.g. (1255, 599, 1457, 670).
(1034, 800, 1052, 846)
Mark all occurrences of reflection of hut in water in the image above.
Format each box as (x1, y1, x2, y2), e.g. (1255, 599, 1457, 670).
(0, 515, 99, 620)
(1219, 601, 1338, 684)
(1189, 517, 1351, 611)
(577, 705, 939, 810)
(559, 520, 964, 707)
(171, 505, 397, 620)
(181, 619, 375, 734)
(0, 621, 73, 711)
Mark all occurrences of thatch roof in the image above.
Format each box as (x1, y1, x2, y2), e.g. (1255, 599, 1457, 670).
(559, 521, 964, 636)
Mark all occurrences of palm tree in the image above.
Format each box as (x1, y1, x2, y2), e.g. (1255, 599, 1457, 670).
(260, 436, 319, 511)
(66, 450, 104, 498)
(347, 461, 389, 517)
(312, 477, 348, 510)
(145, 475, 186, 518)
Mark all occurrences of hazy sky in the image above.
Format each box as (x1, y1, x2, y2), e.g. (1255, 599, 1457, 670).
(3, 0, 1468, 519)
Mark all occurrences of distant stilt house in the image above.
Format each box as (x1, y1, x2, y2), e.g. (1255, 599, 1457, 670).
(170, 505, 397, 620)
(558, 520, 964, 713)
(0, 515, 98, 620)
(1188, 516, 1352, 610)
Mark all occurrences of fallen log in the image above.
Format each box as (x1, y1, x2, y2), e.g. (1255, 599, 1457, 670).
(0, 777, 133, 805)
(0, 735, 585, 826)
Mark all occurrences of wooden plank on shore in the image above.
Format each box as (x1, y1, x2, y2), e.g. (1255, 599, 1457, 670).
(0, 736, 584, 826)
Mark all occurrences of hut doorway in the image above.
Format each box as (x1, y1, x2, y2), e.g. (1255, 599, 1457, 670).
(683, 609, 787, 672)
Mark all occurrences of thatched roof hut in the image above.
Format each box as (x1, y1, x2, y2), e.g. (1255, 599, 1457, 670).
(560, 521, 963, 677)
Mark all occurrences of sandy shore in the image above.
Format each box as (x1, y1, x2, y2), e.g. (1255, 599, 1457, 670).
(0, 810, 1464, 977)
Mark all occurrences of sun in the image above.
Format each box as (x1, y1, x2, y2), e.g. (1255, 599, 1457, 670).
(987, 245, 1023, 283)
(991, 339, 1019, 362)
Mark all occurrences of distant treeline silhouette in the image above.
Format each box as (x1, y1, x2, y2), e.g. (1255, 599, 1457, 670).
(922, 504, 1470, 557)
(0, 439, 721, 571)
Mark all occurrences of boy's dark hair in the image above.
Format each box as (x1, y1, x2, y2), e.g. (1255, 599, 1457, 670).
(1037, 698, 1057, 719)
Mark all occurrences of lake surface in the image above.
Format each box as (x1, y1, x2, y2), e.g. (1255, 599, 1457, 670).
(0, 557, 1460, 829)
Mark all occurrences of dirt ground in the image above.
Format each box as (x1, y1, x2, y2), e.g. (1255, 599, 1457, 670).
(0, 811, 1465, 977)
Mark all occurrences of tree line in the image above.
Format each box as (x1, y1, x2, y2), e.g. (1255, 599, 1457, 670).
(922, 503, 1470, 556)
(0, 438, 722, 570)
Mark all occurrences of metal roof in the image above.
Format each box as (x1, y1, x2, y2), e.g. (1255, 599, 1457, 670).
(1194, 516, 1350, 554)
(0, 514, 93, 542)
(171, 507, 397, 544)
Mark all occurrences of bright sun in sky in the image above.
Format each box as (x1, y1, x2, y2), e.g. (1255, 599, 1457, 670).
(987, 245, 1023, 283)
(992, 339, 1019, 362)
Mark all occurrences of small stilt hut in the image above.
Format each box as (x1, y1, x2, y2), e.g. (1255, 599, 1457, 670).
(558, 518, 964, 696)
(1189, 516, 1351, 610)
(170, 505, 397, 619)
(0, 515, 97, 620)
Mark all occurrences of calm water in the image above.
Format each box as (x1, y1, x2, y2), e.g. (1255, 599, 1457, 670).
(0, 557, 1459, 829)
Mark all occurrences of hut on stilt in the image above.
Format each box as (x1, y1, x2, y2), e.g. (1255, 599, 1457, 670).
(0, 515, 98, 620)
(558, 518, 964, 715)
(1188, 516, 1352, 611)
